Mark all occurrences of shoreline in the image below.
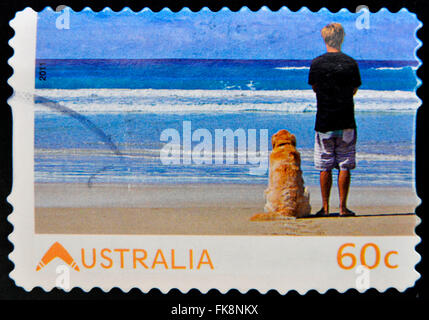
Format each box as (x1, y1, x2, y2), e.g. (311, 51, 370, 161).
(35, 183, 420, 236)
(35, 183, 419, 208)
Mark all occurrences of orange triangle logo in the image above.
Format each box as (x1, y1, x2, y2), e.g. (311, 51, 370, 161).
(36, 242, 80, 271)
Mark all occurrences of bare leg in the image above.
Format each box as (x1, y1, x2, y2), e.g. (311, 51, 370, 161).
(320, 170, 332, 215)
(338, 169, 351, 215)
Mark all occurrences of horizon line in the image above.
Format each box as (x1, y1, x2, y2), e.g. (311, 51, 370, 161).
(36, 58, 419, 63)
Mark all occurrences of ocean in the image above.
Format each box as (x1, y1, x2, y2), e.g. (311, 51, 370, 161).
(34, 59, 420, 186)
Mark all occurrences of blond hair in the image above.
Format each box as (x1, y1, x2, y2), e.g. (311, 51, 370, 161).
(321, 23, 345, 50)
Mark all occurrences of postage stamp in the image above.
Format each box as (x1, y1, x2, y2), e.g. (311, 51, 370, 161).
(7, 7, 421, 293)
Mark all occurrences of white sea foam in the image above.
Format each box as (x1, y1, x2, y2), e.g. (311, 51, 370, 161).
(299, 149, 413, 162)
(34, 171, 269, 184)
(32, 88, 420, 114)
(35, 88, 317, 99)
(35, 147, 413, 162)
(373, 66, 418, 71)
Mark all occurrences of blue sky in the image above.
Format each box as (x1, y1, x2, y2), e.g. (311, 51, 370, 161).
(36, 7, 421, 60)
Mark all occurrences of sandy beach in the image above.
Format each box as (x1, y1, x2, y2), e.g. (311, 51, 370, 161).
(34, 183, 420, 236)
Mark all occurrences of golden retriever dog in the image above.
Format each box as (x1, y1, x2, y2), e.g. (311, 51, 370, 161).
(251, 129, 311, 221)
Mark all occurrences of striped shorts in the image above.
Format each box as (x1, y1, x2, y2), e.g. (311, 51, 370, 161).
(314, 129, 357, 171)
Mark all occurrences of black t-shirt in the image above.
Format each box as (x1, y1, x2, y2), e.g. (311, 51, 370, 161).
(308, 52, 361, 132)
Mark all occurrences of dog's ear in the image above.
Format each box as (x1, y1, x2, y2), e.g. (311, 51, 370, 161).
(290, 150, 301, 163)
(271, 133, 278, 148)
(290, 134, 296, 147)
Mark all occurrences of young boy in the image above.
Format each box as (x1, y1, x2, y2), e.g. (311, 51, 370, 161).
(308, 23, 361, 217)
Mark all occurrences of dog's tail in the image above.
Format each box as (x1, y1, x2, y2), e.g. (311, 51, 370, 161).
(250, 212, 281, 221)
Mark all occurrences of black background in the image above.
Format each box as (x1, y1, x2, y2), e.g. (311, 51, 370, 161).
(0, 0, 426, 316)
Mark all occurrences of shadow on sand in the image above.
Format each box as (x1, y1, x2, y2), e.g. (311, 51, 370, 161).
(301, 212, 415, 219)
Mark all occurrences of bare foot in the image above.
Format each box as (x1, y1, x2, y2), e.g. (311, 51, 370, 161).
(314, 208, 329, 217)
(340, 208, 356, 217)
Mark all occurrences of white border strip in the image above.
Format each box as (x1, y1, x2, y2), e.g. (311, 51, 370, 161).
(6, 8, 420, 293)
